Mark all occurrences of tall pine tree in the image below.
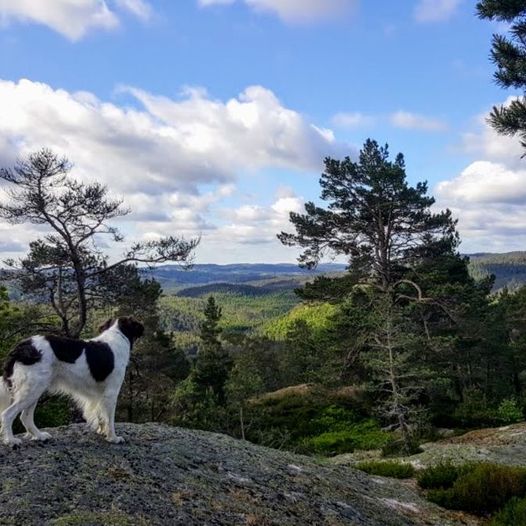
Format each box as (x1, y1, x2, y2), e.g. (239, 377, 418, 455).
(279, 139, 458, 293)
(194, 296, 232, 404)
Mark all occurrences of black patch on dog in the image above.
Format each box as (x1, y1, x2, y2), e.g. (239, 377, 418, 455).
(46, 335, 115, 382)
(98, 318, 114, 334)
(117, 317, 144, 348)
(46, 335, 84, 364)
(3, 340, 42, 387)
(84, 341, 114, 382)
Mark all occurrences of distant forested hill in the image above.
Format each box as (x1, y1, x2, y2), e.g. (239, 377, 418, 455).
(469, 252, 526, 290)
(145, 263, 346, 292)
(147, 257, 526, 294)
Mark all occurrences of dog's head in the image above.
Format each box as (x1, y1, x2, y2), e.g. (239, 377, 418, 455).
(98, 316, 145, 347)
(117, 316, 145, 347)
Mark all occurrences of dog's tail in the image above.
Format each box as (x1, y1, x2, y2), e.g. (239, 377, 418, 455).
(0, 378, 11, 413)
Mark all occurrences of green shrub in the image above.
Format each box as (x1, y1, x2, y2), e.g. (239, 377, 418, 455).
(497, 398, 523, 424)
(309, 405, 360, 434)
(304, 430, 357, 455)
(491, 497, 526, 526)
(302, 419, 391, 455)
(417, 462, 474, 490)
(356, 461, 415, 479)
(426, 463, 526, 515)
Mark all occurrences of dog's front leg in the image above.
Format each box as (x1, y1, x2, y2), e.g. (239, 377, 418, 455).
(101, 391, 123, 444)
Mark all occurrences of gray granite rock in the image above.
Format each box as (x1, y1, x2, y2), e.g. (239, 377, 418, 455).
(0, 423, 477, 525)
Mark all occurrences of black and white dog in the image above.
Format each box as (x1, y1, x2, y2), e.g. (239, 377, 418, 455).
(0, 316, 144, 447)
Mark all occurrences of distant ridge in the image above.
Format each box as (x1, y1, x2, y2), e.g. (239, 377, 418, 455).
(144, 262, 346, 292)
(468, 251, 526, 290)
(144, 256, 526, 293)
(176, 282, 279, 298)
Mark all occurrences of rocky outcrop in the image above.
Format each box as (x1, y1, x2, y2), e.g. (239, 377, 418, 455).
(0, 423, 475, 525)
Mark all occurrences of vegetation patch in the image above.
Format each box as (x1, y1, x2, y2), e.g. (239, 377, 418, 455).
(424, 463, 526, 516)
(417, 462, 473, 490)
(490, 497, 526, 526)
(302, 420, 391, 456)
(355, 460, 415, 479)
(263, 302, 337, 341)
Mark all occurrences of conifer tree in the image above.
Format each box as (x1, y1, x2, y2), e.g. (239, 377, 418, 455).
(477, 1, 526, 150)
(194, 296, 232, 404)
(0, 149, 198, 337)
(279, 139, 457, 292)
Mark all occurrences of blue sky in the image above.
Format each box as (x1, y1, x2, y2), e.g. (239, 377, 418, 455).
(0, 0, 523, 263)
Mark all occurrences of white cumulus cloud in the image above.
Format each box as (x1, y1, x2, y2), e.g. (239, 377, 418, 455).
(0, 78, 343, 260)
(0, 0, 152, 40)
(435, 99, 526, 252)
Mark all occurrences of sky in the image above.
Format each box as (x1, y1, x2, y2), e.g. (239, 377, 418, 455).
(0, 0, 523, 264)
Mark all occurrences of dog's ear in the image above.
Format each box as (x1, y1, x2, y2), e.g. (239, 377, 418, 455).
(117, 316, 144, 344)
(130, 317, 144, 339)
(98, 318, 114, 334)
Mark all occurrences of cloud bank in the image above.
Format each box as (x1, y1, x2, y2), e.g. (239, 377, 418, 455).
(435, 100, 526, 252)
(0, 79, 342, 261)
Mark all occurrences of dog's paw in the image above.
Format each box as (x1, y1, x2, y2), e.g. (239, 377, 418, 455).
(106, 435, 125, 444)
(31, 432, 51, 442)
(4, 437, 22, 448)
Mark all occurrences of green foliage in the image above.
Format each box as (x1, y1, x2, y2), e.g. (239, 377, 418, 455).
(498, 398, 524, 424)
(303, 421, 391, 456)
(453, 388, 497, 427)
(34, 397, 71, 428)
(263, 302, 337, 340)
(491, 497, 526, 526)
(452, 391, 524, 428)
(417, 462, 473, 490)
(171, 376, 227, 431)
(341, 289, 430, 451)
(242, 388, 390, 454)
(200, 295, 222, 343)
(477, 1, 526, 151)
(193, 296, 232, 404)
(356, 461, 415, 479)
(159, 290, 297, 343)
(113, 266, 190, 424)
(426, 463, 526, 515)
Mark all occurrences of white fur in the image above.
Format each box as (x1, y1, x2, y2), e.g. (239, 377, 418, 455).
(0, 321, 130, 447)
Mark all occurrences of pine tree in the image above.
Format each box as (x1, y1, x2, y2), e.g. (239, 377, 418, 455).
(477, 1, 526, 150)
(194, 296, 232, 404)
(0, 149, 197, 337)
(279, 139, 458, 293)
(279, 140, 463, 446)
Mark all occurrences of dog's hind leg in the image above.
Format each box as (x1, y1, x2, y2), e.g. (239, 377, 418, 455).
(1, 384, 47, 447)
(20, 402, 51, 442)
